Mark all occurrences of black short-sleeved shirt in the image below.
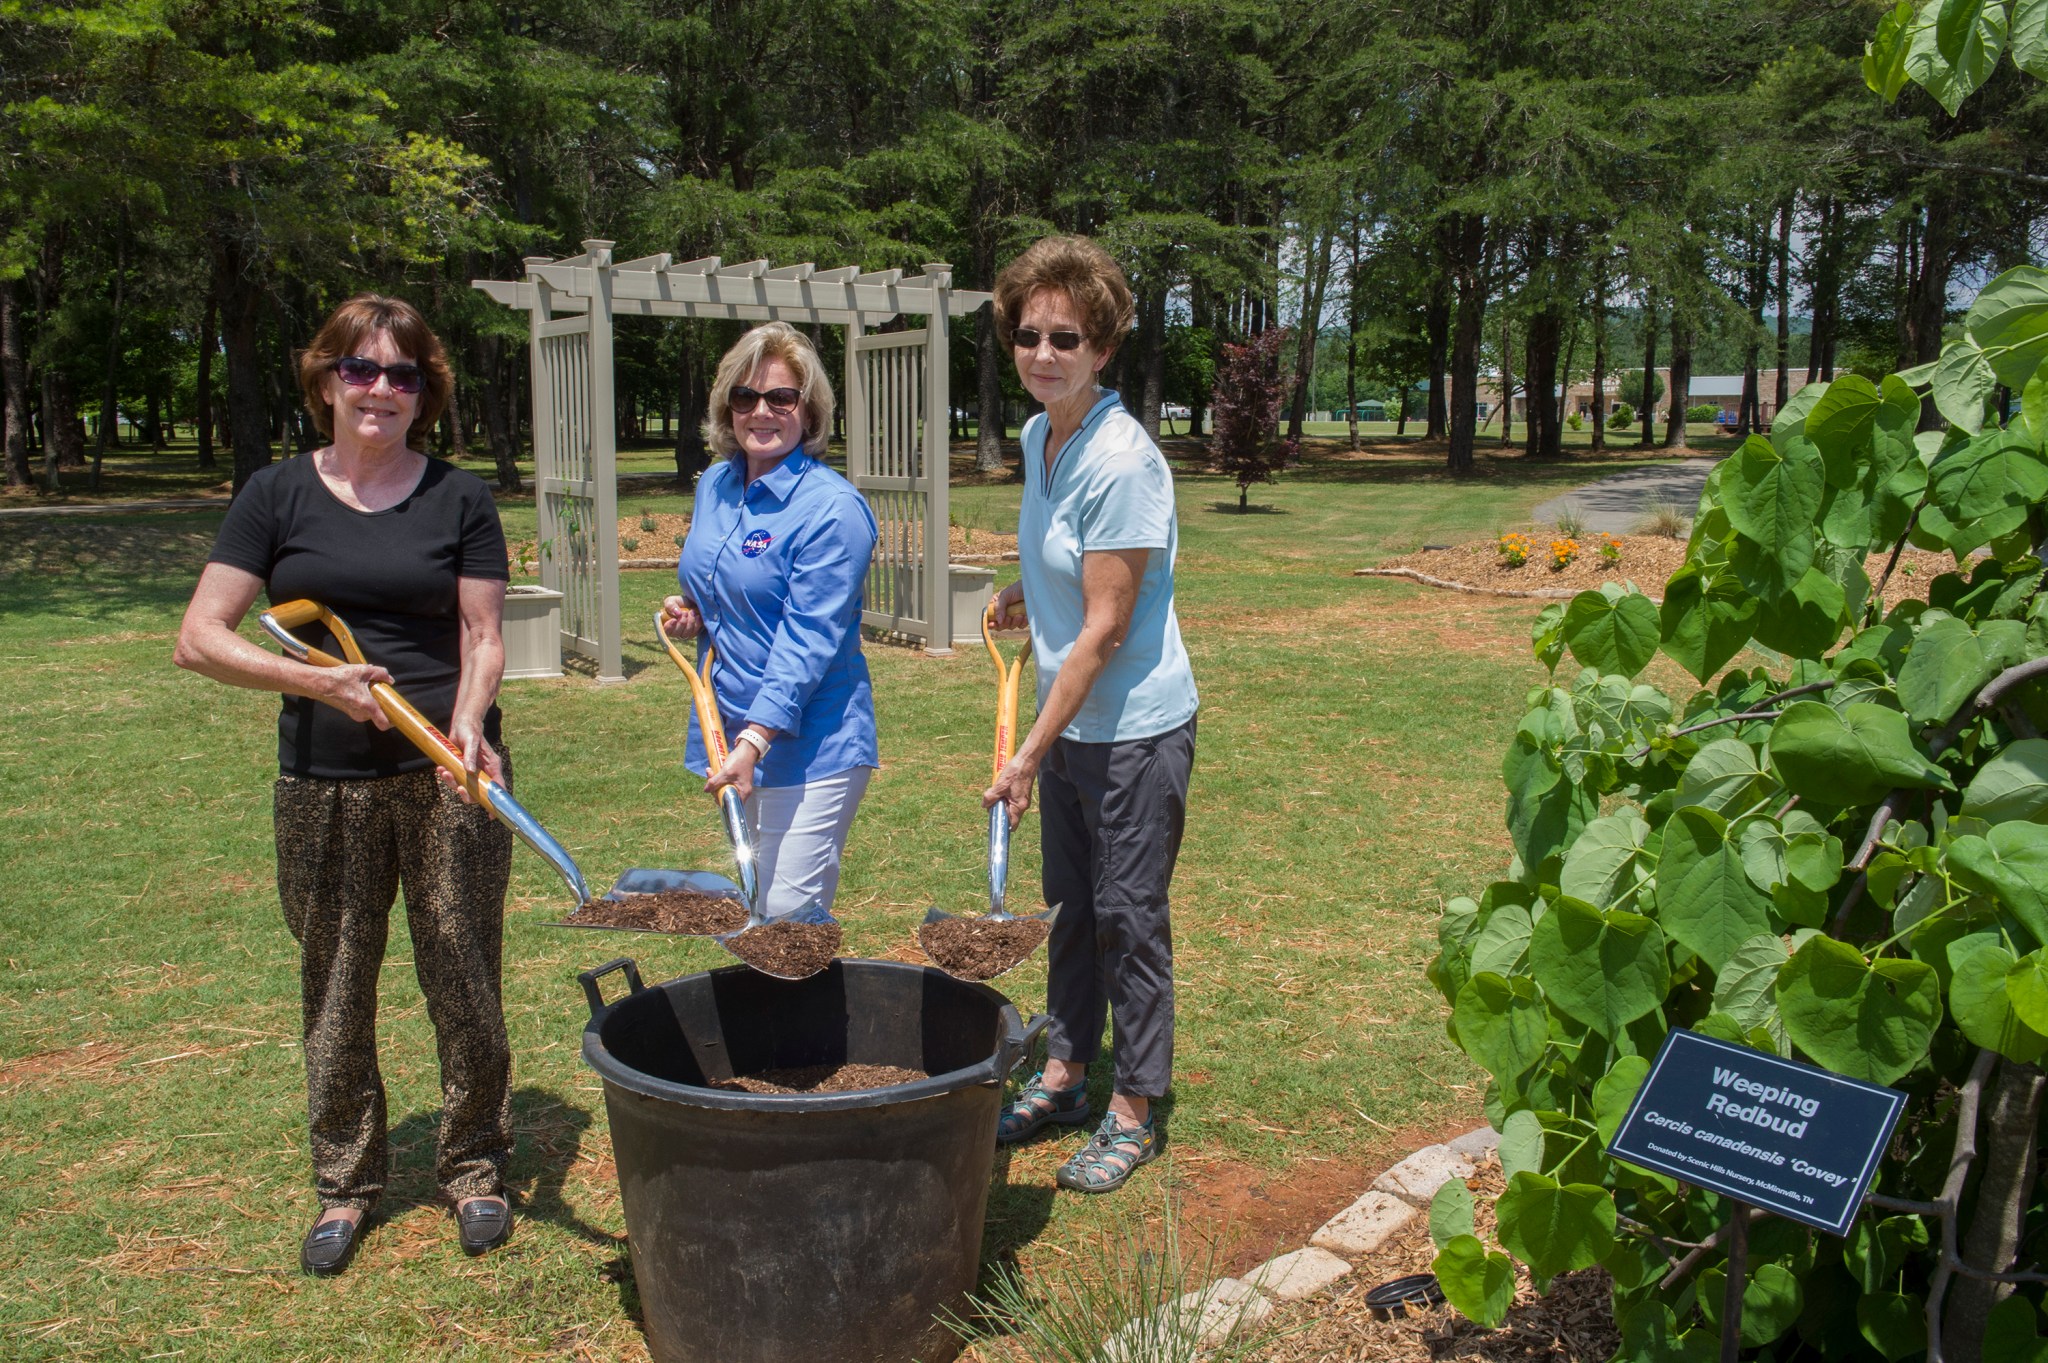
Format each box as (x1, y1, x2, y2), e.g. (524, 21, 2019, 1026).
(207, 454, 510, 779)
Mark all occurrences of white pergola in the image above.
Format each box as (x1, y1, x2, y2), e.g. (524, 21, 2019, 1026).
(474, 239, 992, 681)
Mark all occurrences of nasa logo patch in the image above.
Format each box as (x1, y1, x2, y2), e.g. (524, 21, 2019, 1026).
(741, 529, 774, 558)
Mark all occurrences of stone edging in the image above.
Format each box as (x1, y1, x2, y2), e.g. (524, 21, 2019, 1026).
(1110, 1125, 1501, 1353)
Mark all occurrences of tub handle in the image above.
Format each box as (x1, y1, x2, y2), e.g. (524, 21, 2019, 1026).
(579, 957, 644, 1019)
(997, 1006, 1051, 1078)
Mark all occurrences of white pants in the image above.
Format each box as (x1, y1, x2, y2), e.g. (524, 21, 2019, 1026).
(749, 767, 873, 920)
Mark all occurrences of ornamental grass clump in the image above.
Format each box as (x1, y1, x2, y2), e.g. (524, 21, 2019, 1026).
(1425, 251, 2048, 1361)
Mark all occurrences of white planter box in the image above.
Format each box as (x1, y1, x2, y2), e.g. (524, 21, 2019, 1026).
(502, 585, 563, 680)
(948, 564, 996, 643)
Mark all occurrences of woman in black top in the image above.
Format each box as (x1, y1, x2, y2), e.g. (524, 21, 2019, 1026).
(174, 295, 517, 1275)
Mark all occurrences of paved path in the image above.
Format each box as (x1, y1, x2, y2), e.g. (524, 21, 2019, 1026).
(1530, 457, 1718, 534)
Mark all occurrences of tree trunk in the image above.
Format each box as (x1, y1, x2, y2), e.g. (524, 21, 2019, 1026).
(1527, 309, 1562, 460)
(1639, 294, 1658, 448)
(92, 219, 128, 492)
(975, 303, 1004, 473)
(1590, 264, 1607, 451)
(1446, 216, 1487, 476)
(674, 322, 709, 484)
(211, 230, 272, 494)
(1663, 307, 1692, 451)
(196, 288, 218, 471)
(1138, 281, 1167, 440)
(1943, 1060, 2046, 1363)
(1287, 227, 1334, 442)
(1740, 221, 1765, 437)
(1774, 196, 1792, 419)
(475, 333, 522, 491)
(1906, 192, 1956, 430)
(1499, 315, 1513, 445)
(1425, 299, 1449, 438)
(1, 277, 30, 489)
(1345, 212, 1362, 452)
(42, 369, 84, 473)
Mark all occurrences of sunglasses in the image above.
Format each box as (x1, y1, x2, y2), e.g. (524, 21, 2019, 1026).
(333, 355, 425, 394)
(1011, 327, 1085, 352)
(730, 385, 802, 416)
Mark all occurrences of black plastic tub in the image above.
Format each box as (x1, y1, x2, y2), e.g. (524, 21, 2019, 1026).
(578, 957, 1044, 1363)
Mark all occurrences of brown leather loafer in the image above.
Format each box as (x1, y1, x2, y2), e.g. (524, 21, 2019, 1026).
(456, 1197, 512, 1256)
(300, 1212, 365, 1276)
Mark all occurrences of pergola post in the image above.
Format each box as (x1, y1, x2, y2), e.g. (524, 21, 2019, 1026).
(922, 263, 954, 656)
(583, 239, 623, 683)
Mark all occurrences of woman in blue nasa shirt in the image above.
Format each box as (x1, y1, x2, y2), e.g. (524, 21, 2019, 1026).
(660, 323, 879, 918)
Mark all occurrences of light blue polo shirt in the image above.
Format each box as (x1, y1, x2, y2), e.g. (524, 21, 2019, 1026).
(677, 449, 880, 785)
(1017, 391, 1198, 743)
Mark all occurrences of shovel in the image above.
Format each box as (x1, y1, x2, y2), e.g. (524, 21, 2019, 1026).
(258, 598, 591, 907)
(654, 613, 839, 980)
(917, 602, 1060, 981)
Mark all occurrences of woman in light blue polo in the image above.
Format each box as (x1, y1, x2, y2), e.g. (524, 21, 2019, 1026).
(984, 236, 1198, 1194)
(660, 323, 879, 918)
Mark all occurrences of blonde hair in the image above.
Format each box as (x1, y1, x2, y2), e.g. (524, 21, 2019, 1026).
(704, 322, 836, 459)
(992, 236, 1135, 356)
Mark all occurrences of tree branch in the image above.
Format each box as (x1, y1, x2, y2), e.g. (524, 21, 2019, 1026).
(1868, 510, 1923, 627)
(1657, 1206, 1770, 1292)
(1829, 794, 1905, 937)
(1932, 658, 2048, 758)
(1923, 1048, 1997, 1363)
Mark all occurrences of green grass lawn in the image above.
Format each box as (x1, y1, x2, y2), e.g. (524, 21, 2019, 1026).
(1, 446, 1635, 1359)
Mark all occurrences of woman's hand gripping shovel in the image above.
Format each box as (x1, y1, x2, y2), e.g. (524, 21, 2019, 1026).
(917, 601, 1061, 981)
(655, 613, 840, 980)
(258, 599, 591, 906)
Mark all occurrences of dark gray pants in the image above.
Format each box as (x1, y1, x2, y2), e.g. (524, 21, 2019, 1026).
(1038, 718, 1195, 1100)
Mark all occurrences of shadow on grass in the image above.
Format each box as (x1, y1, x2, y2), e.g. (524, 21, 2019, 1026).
(1206, 502, 1289, 516)
(383, 1084, 615, 1249)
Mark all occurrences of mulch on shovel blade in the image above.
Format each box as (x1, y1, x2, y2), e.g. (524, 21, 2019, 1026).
(725, 920, 842, 976)
(707, 1063, 928, 1095)
(918, 917, 1050, 980)
(567, 890, 748, 935)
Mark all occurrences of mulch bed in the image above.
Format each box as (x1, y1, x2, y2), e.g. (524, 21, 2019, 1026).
(564, 890, 748, 935)
(704, 1062, 927, 1095)
(1371, 535, 1968, 610)
(724, 920, 842, 976)
(1247, 1166, 1620, 1363)
(917, 916, 1051, 980)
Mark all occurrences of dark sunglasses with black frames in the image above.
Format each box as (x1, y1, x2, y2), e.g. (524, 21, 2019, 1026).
(333, 355, 426, 394)
(730, 385, 802, 416)
(1010, 327, 1084, 352)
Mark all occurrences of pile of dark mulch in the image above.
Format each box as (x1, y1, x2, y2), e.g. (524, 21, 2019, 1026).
(918, 916, 1050, 980)
(725, 920, 842, 976)
(705, 1062, 928, 1095)
(566, 889, 748, 935)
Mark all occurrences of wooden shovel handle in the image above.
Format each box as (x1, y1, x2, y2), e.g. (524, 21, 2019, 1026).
(654, 611, 731, 771)
(982, 601, 1032, 784)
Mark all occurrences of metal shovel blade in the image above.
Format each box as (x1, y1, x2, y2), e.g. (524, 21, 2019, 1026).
(544, 868, 746, 935)
(918, 805, 1060, 981)
(717, 898, 842, 981)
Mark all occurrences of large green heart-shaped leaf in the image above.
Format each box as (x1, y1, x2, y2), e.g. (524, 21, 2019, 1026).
(1739, 810, 1844, 894)
(1698, 1261, 1803, 1348)
(1453, 972, 1549, 1083)
(1777, 935, 1941, 1083)
(1431, 1235, 1515, 1328)
(1806, 374, 1883, 487)
(2017, 0, 2048, 80)
(1768, 701, 1950, 806)
(1656, 808, 1776, 970)
(1858, 1290, 1928, 1362)
(1866, 0, 1917, 95)
(1962, 739, 2048, 824)
(1752, 567, 1849, 657)
(1948, 823, 2048, 947)
(1563, 588, 1661, 679)
(1470, 902, 1535, 978)
(1677, 738, 1772, 814)
(1930, 428, 2048, 526)
(1898, 616, 2000, 724)
(1931, 333, 1998, 433)
(1966, 264, 2048, 390)
(1494, 1172, 1615, 1282)
(1429, 1178, 1474, 1249)
(1985, 1293, 2048, 1363)
(1497, 1107, 1546, 1180)
(2009, 950, 2048, 1035)
(1661, 565, 1761, 683)
(1947, 935, 2048, 1062)
(1723, 436, 1826, 559)
(1529, 898, 1668, 1038)
(1560, 811, 1653, 908)
(1593, 1054, 1651, 1145)
(1504, 736, 1600, 872)
(1714, 934, 1791, 1041)
(1907, 0, 2010, 116)
(1531, 601, 1566, 674)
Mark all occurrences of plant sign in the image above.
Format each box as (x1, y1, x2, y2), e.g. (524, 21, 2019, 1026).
(1606, 1029, 1905, 1236)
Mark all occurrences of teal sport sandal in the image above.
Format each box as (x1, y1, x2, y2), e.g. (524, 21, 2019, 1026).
(1055, 1112, 1157, 1193)
(996, 1071, 1090, 1145)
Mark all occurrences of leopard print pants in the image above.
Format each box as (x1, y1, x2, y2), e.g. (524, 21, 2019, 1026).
(273, 748, 514, 1212)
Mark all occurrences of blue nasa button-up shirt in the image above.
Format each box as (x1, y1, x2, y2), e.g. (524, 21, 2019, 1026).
(677, 448, 880, 786)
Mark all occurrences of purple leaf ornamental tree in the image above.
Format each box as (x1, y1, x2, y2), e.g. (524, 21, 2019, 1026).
(1208, 328, 1299, 512)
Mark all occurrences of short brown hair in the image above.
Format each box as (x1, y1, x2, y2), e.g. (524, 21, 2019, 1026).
(992, 236, 1135, 355)
(298, 294, 452, 449)
(704, 322, 836, 460)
